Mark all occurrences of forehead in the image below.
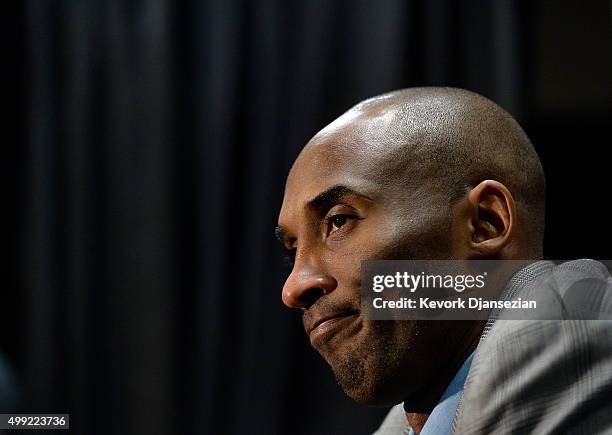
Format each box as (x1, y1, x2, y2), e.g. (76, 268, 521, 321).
(280, 112, 400, 223)
(277, 98, 452, 229)
(281, 143, 376, 218)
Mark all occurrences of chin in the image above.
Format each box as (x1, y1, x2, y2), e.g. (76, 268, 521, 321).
(316, 318, 421, 407)
(335, 366, 410, 407)
(342, 385, 398, 407)
(325, 344, 411, 408)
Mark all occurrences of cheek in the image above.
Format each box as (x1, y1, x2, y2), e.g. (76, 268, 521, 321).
(377, 204, 452, 259)
(348, 223, 415, 262)
(320, 247, 363, 292)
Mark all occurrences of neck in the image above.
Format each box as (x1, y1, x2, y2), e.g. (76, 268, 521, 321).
(406, 413, 429, 434)
(404, 320, 484, 434)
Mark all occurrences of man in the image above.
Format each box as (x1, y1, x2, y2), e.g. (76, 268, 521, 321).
(276, 88, 612, 434)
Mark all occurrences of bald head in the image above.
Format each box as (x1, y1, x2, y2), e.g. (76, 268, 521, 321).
(302, 87, 545, 256)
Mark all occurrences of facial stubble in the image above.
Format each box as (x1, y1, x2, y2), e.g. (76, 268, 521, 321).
(315, 318, 419, 405)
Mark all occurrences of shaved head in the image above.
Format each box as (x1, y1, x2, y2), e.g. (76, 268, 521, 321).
(307, 87, 545, 256)
(278, 87, 545, 411)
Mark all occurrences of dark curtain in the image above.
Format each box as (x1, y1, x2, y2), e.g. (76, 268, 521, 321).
(6, 0, 608, 434)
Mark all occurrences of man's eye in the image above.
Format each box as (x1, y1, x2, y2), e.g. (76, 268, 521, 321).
(328, 214, 352, 234)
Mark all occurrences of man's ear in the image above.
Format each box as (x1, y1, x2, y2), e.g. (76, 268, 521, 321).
(465, 180, 516, 256)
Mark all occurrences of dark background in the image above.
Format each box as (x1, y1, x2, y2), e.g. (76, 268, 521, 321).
(3, 1, 611, 434)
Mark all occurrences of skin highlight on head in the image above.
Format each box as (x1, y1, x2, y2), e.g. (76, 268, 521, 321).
(276, 87, 545, 433)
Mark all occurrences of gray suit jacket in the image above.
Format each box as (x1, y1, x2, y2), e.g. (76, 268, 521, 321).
(376, 260, 612, 434)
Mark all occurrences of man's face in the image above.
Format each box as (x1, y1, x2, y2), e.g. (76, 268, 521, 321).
(277, 112, 474, 406)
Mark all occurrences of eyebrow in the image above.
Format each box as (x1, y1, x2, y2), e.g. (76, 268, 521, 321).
(275, 184, 372, 244)
(306, 184, 371, 211)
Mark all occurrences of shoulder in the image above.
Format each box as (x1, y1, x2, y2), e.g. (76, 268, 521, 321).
(454, 260, 612, 433)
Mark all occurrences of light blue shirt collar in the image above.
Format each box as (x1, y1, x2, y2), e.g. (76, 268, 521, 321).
(406, 351, 475, 435)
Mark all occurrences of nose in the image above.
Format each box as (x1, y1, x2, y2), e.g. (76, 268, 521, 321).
(282, 266, 337, 309)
